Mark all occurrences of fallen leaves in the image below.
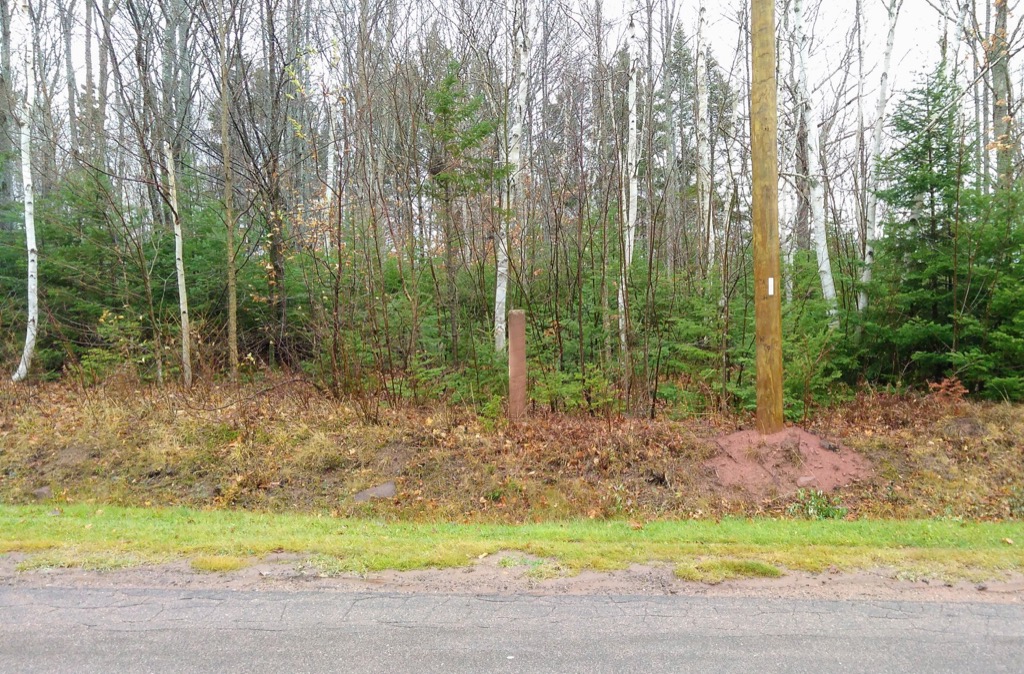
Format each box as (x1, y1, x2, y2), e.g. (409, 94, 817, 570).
(3, 379, 1023, 523)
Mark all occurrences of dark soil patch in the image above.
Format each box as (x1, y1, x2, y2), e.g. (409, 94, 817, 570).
(706, 428, 872, 499)
(54, 444, 95, 469)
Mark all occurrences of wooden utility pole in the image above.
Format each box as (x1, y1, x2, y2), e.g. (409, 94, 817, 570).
(750, 0, 784, 434)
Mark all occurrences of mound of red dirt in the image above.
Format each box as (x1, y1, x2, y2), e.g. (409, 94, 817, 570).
(705, 428, 872, 499)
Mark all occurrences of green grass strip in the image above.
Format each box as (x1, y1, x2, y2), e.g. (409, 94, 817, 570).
(1, 505, 1021, 581)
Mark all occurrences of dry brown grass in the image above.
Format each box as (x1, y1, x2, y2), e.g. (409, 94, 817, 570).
(1, 376, 1022, 522)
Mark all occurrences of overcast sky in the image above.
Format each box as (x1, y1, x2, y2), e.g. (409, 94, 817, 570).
(602, 0, 951, 100)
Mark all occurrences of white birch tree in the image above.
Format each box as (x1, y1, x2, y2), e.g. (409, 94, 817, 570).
(0, 0, 12, 202)
(164, 140, 192, 388)
(794, 0, 837, 319)
(858, 0, 902, 314)
(11, 0, 36, 383)
(780, 0, 799, 304)
(495, 0, 529, 353)
(695, 1, 713, 272)
(617, 14, 638, 361)
(992, 0, 1013, 189)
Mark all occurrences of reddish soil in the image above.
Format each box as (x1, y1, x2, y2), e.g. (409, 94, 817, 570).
(706, 428, 872, 499)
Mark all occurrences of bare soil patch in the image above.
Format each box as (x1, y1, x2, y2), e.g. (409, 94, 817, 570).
(707, 428, 872, 499)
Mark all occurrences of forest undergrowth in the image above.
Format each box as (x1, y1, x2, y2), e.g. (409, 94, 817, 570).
(1, 374, 1021, 524)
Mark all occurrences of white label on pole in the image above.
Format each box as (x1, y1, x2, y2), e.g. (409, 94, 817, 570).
(768, 277, 775, 297)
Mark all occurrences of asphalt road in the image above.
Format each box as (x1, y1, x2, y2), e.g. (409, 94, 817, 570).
(2, 587, 1022, 673)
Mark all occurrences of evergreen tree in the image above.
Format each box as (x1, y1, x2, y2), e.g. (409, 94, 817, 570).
(867, 60, 1024, 398)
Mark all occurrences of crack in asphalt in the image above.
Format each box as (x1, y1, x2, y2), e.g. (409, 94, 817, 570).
(5, 587, 1024, 632)
(1, 587, 1022, 673)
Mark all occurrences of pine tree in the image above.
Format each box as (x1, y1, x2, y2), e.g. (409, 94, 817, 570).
(869, 59, 1024, 398)
(872, 60, 966, 383)
(425, 61, 507, 365)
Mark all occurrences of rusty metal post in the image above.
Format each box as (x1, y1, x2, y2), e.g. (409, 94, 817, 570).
(508, 310, 527, 420)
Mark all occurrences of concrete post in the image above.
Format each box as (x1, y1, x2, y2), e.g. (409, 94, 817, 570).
(508, 310, 527, 420)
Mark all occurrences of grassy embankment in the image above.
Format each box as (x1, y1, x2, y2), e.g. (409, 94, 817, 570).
(1, 379, 1023, 581)
(2, 379, 1023, 521)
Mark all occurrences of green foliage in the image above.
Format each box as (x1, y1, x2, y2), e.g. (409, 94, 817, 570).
(424, 61, 508, 198)
(5, 47, 1022, 419)
(863, 60, 1024, 400)
(787, 489, 849, 520)
(533, 368, 618, 416)
(79, 311, 151, 384)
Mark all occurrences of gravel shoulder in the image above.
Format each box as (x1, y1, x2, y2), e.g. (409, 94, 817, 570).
(2, 551, 1021, 604)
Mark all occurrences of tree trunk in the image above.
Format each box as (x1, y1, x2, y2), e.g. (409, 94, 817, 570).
(780, 2, 797, 303)
(0, 0, 13, 202)
(175, 0, 191, 143)
(164, 140, 192, 387)
(992, 0, 1013, 189)
(858, 0, 901, 314)
(855, 0, 866, 271)
(972, 0, 983, 183)
(61, 0, 78, 152)
(97, 0, 112, 167)
(264, 0, 288, 364)
(495, 0, 528, 352)
(794, 0, 837, 319)
(696, 1, 714, 274)
(983, 0, 992, 191)
(12, 0, 35, 382)
(220, 0, 238, 381)
(617, 15, 638, 367)
(161, 0, 176, 141)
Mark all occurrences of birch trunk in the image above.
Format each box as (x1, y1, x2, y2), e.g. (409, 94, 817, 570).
(992, 0, 1013, 189)
(495, 1, 528, 352)
(970, 0, 983, 184)
(175, 0, 191, 140)
(781, 2, 797, 304)
(84, 0, 91, 103)
(594, 1, 611, 367)
(661, 3, 677, 278)
(164, 140, 192, 388)
(11, 0, 34, 382)
(855, 0, 866, 265)
(794, 0, 836, 319)
(60, 0, 78, 151)
(983, 0, 992, 191)
(781, 113, 798, 304)
(98, 0, 112, 165)
(161, 0, 175, 143)
(0, 0, 12, 201)
(617, 16, 638, 362)
(695, 2, 714, 273)
(858, 0, 901, 314)
(325, 105, 335, 254)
